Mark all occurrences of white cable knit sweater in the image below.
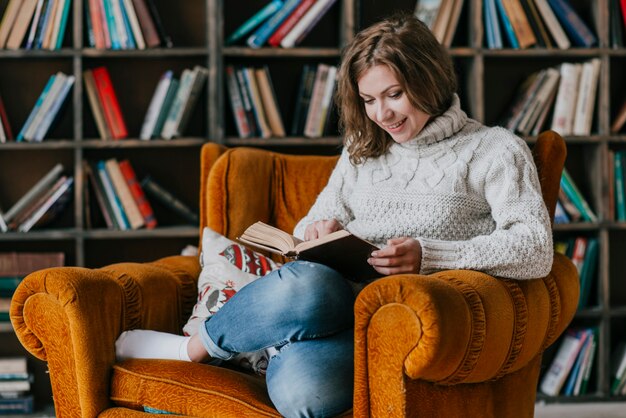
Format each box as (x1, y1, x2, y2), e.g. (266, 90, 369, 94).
(293, 96, 553, 280)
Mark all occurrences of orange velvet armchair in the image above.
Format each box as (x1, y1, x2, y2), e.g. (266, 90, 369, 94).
(11, 130, 579, 418)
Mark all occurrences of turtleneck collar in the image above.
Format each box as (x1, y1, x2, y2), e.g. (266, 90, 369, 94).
(395, 94, 468, 149)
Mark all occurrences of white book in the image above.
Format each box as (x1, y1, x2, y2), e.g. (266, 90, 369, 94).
(540, 331, 587, 396)
(105, 159, 144, 229)
(550, 63, 582, 136)
(414, 0, 443, 29)
(534, 0, 570, 50)
(518, 68, 560, 135)
(572, 58, 601, 136)
(121, 0, 145, 49)
(160, 68, 193, 139)
(4, 163, 64, 223)
(24, 72, 67, 141)
(33, 74, 75, 141)
(18, 176, 73, 232)
(175, 66, 208, 138)
(280, 0, 336, 48)
(0, 357, 27, 376)
(140, 70, 173, 140)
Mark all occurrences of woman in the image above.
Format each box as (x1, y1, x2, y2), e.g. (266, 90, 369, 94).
(116, 13, 552, 418)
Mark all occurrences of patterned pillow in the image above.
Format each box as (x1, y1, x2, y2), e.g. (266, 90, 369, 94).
(183, 227, 280, 375)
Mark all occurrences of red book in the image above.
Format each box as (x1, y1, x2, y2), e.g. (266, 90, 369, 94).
(621, 0, 626, 28)
(0, 92, 13, 141)
(268, 0, 317, 47)
(88, 0, 107, 49)
(91, 67, 128, 139)
(118, 159, 157, 229)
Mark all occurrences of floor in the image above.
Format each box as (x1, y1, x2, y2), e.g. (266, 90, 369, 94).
(534, 402, 626, 417)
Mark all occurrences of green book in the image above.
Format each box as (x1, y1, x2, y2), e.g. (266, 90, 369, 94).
(615, 150, 626, 222)
(560, 168, 598, 222)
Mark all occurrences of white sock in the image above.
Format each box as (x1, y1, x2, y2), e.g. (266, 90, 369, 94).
(115, 330, 191, 362)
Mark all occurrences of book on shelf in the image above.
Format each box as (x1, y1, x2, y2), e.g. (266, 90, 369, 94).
(0, 0, 22, 48)
(291, 64, 317, 136)
(304, 64, 339, 138)
(225, 0, 284, 46)
(235, 67, 260, 137)
(143, 0, 171, 47)
(122, 0, 145, 49)
(0, 252, 65, 277)
(91, 66, 129, 139)
(241, 67, 272, 139)
(97, 160, 130, 230)
(84, 160, 116, 229)
(105, 159, 145, 230)
(614, 150, 626, 222)
(225, 65, 252, 138)
(268, 0, 316, 47)
(140, 70, 174, 140)
(560, 167, 597, 222)
(563, 327, 597, 396)
(610, 0, 624, 48)
(16, 74, 56, 142)
(238, 221, 382, 282)
(607, 149, 616, 222)
(540, 328, 592, 396)
(611, 98, 626, 134)
(0, 358, 27, 380)
(495, 0, 520, 48)
(161, 65, 208, 140)
(279, 0, 339, 48)
(24, 0, 45, 50)
(516, 68, 560, 136)
(499, 0, 537, 49)
(484, 0, 503, 49)
(550, 62, 581, 136)
(501, 70, 545, 132)
(255, 66, 286, 137)
(0, 91, 12, 142)
(84, 68, 112, 140)
(141, 176, 199, 225)
(5, 0, 38, 50)
(572, 58, 601, 136)
(130, 0, 163, 48)
(554, 200, 570, 224)
(8, 175, 69, 231)
(0, 395, 34, 415)
(611, 341, 626, 396)
(118, 159, 157, 229)
(518, 0, 549, 48)
(247, 0, 301, 49)
(557, 187, 582, 223)
(2, 163, 64, 225)
(546, 0, 597, 47)
(534, 0, 570, 49)
(151, 77, 180, 139)
(577, 237, 598, 310)
(430, 0, 454, 44)
(441, 0, 465, 47)
(18, 176, 73, 233)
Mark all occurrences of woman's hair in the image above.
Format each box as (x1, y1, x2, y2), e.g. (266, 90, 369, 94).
(336, 13, 458, 163)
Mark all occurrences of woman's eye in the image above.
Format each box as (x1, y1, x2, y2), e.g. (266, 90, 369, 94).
(390, 91, 402, 99)
(363, 98, 374, 105)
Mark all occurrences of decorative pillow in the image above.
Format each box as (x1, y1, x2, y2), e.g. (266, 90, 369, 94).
(183, 227, 281, 375)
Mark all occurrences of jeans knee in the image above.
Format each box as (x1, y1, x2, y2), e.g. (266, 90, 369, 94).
(268, 376, 352, 418)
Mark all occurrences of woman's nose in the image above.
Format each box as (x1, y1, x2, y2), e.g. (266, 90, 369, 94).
(376, 102, 392, 121)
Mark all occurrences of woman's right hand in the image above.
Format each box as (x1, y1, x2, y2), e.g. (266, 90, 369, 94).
(304, 219, 343, 241)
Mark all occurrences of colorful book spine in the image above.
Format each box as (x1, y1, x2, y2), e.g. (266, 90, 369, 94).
(280, 0, 337, 48)
(25, 0, 45, 50)
(151, 77, 179, 138)
(560, 168, 598, 222)
(118, 159, 157, 229)
(225, 65, 251, 138)
(18, 176, 74, 233)
(140, 70, 173, 140)
(91, 66, 128, 139)
(547, 0, 597, 47)
(97, 160, 129, 230)
(16, 74, 56, 142)
(615, 150, 626, 222)
(33, 74, 75, 141)
(247, 0, 301, 48)
(54, 0, 72, 50)
(495, 0, 520, 48)
(268, 0, 316, 47)
(130, 0, 160, 47)
(225, 0, 284, 45)
(103, 0, 121, 49)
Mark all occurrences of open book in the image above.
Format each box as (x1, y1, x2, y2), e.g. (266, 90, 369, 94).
(238, 221, 382, 282)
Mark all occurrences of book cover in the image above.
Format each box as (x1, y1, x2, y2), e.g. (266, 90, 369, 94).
(540, 329, 588, 396)
(304, 63, 330, 138)
(247, 0, 301, 49)
(0, 0, 23, 48)
(105, 158, 145, 229)
(33, 73, 75, 141)
(560, 167, 597, 222)
(279, 0, 337, 48)
(18, 176, 73, 233)
(34, 0, 54, 49)
(140, 70, 173, 140)
(141, 176, 198, 225)
(0, 357, 27, 377)
(501, 0, 536, 48)
(268, 0, 316, 47)
(558, 188, 582, 222)
(576, 328, 597, 395)
(611, 0, 624, 48)
(8, 175, 69, 230)
(238, 221, 381, 282)
(578, 237, 598, 309)
(83, 160, 115, 229)
(530, 75, 560, 136)
(534, 0, 570, 49)
(314, 65, 337, 137)
(16, 73, 56, 142)
(484, 0, 503, 49)
(572, 58, 601, 136)
(118, 159, 157, 229)
(122, 0, 145, 49)
(235, 66, 259, 136)
(0, 395, 33, 414)
(430, 0, 454, 43)
(518, 0, 546, 47)
(160, 68, 192, 139)
(5, 0, 38, 50)
(291, 64, 316, 136)
(88, 0, 107, 48)
(547, 0, 597, 47)
(130, 0, 160, 47)
(24, 72, 68, 141)
(102, 0, 121, 49)
(152, 77, 179, 138)
(242, 67, 272, 138)
(495, 0, 520, 48)
(225, 65, 252, 138)
(49, 0, 70, 50)
(615, 150, 626, 222)
(174, 65, 208, 138)
(563, 328, 593, 395)
(0, 252, 64, 276)
(442, 0, 465, 47)
(503, 70, 546, 132)
(550, 62, 582, 136)
(97, 160, 129, 230)
(116, 0, 136, 49)
(91, 66, 128, 139)
(41, 0, 61, 49)
(84, 69, 112, 140)
(225, 0, 284, 45)
(3, 163, 63, 223)
(517, 68, 561, 135)
(610, 341, 626, 395)
(24, 0, 45, 50)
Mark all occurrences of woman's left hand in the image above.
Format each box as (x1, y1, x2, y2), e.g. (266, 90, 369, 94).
(367, 237, 422, 275)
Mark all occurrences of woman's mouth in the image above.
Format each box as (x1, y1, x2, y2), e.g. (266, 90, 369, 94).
(384, 118, 406, 131)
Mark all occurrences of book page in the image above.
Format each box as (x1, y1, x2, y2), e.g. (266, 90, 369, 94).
(239, 221, 302, 254)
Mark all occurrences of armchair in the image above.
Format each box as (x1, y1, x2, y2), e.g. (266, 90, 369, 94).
(11, 130, 579, 418)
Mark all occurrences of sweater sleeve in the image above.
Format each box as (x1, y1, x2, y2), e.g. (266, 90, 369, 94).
(293, 148, 357, 239)
(418, 138, 553, 280)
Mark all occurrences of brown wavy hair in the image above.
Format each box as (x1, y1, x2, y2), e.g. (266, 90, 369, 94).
(336, 13, 457, 164)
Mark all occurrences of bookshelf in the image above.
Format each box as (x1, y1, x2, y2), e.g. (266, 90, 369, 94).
(0, 0, 625, 410)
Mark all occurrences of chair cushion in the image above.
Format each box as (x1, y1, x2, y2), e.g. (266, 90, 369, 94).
(110, 359, 280, 418)
(183, 227, 280, 375)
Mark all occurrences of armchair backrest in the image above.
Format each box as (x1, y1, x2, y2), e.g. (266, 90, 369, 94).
(199, 131, 566, 241)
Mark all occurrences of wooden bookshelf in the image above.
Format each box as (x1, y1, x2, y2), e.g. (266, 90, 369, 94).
(1, 0, 625, 409)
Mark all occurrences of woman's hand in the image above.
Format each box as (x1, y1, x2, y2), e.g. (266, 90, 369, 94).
(368, 237, 422, 275)
(304, 219, 343, 241)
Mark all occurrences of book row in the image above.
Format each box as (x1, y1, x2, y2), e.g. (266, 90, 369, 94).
(0, 0, 71, 50)
(83, 158, 198, 231)
(226, 63, 337, 139)
(501, 59, 601, 138)
(483, 0, 598, 50)
(554, 236, 599, 311)
(414, 0, 464, 47)
(555, 167, 597, 224)
(85, 0, 172, 50)
(0, 163, 73, 233)
(539, 326, 598, 397)
(0, 357, 35, 415)
(225, 0, 338, 49)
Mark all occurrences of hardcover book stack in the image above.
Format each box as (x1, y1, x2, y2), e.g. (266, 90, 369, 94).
(16, 72, 75, 142)
(414, 0, 465, 47)
(85, 0, 171, 50)
(483, 0, 597, 49)
(500, 58, 601, 137)
(0, 164, 73, 233)
(225, 0, 339, 48)
(540, 327, 598, 397)
(0, 0, 72, 50)
(0, 357, 34, 415)
(84, 158, 198, 230)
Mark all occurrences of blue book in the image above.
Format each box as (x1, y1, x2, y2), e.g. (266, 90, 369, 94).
(616, 150, 626, 222)
(16, 75, 57, 142)
(247, 0, 301, 48)
(25, 0, 45, 50)
(554, 200, 570, 224)
(97, 160, 130, 230)
(103, 0, 121, 49)
(547, 0, 597, 47)
(33, 75, 75, 141)
(35, 0, 55, 49)
(54, 0, 72, 50)
(494, 0, 519, 48)
(225, 0, 284, 45)
(118, 0, 136, 49)
(484, 0, 503, 49)
(563, 329, 592, 395)
(578, 238, 598, 309)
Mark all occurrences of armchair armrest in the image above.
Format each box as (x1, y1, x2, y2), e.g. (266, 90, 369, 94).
(353, 253, 579, 417)
(10, 255, 200, 418)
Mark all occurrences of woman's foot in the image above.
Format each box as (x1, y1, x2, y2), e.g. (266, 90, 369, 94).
(115, 329, 193, 362)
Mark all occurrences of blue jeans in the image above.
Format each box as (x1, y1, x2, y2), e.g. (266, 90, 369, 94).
(198, 261, 355, 418)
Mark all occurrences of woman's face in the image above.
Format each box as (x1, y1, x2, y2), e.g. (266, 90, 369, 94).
(357, 64, 431, 144)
